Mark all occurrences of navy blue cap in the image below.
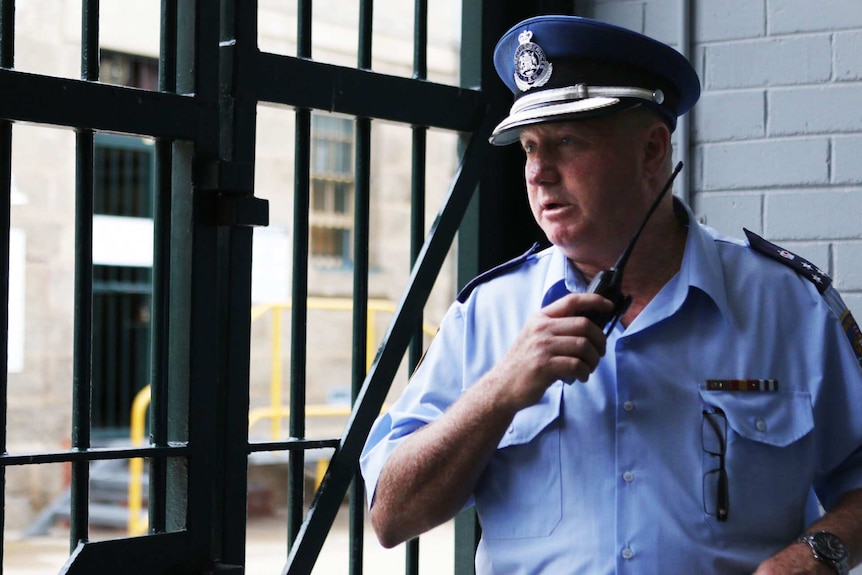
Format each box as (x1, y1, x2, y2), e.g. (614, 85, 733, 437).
(490, 15, 700, 145)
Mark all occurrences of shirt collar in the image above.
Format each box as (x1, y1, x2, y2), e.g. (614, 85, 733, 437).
(674, 198, 733, 322)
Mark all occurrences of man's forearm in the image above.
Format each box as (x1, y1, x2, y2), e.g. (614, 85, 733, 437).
(369, 373, 518, 548)
(807, 488, 862, 567)
(754, 488, 862, 574)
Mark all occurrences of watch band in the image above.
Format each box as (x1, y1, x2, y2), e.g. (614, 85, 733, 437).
(795, 531, 850, 575)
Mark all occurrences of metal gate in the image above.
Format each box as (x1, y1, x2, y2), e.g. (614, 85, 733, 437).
(0, 1, 568, 573)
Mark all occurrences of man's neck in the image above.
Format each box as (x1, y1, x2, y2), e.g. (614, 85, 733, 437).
(574, 205, 689, 327)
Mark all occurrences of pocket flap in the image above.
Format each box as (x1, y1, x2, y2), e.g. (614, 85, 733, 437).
(498, 382, 564, 449)
(698, 388, 813, 447)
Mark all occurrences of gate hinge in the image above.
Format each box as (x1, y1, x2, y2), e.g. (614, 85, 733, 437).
(217, 193, 269, 227)
(193, 158, 269, 227)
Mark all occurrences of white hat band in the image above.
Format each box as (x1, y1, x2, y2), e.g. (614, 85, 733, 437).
(511, 84, 664, 116)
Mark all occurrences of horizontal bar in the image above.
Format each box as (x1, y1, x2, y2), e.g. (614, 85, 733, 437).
(0, 444, 189, 466)
(248, 438, 340, 453)
(0, 68, 197, 138)
(253, 51, 484, 132)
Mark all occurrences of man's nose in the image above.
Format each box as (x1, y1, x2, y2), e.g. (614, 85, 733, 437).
(526, 150, 559, 186)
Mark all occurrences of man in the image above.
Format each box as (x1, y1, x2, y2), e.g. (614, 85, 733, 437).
(361, 15, 862, 574)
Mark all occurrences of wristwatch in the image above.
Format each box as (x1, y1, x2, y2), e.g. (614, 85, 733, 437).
(795, 531, 850, 575)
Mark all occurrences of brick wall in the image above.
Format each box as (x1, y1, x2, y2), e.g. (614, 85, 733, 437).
(582, 0, 862, 317)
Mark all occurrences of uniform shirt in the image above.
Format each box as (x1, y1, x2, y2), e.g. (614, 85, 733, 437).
(360, 200, 862, 574)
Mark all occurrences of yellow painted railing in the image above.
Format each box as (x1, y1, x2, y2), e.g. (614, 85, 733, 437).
(127, 297, 437, 535)
(127, 385, 151, 536)
(249, 298, 438, 441)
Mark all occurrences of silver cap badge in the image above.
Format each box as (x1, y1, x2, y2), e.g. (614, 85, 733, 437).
(513, 30, 553, 92)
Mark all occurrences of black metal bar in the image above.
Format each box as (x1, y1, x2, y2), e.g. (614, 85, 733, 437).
(0, 0, 13, 67)
(284, 110, 495, 575)
(349, 102, 372, 575)
(61, 531, 198, 575)
(248, 438, 340, 453)
(0, 444, 188, 466)
(0, 124, 8, 575)
(72, 126, 95, 549)
(406, 3, 428, 570)
(217, 0, 259, 566)
(252, 53, 482, 132)
(148, 146, 170, 544)
(288, 111, 310, 544)
(350, 7, 374, 573)
(0, 68, 196, 137)
(0, 4, 12, 567)
(358, 0, 373, 70)
(288, 0, 312, 548)
(182, 0, 222, 563)
(150, 0, 175, 520)
(405, 125, 426, 575)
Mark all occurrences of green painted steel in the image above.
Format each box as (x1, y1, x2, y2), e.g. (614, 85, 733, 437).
(0, 1, 548, 573)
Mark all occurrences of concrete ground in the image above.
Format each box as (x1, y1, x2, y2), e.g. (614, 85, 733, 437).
(3, 508, 456, 574)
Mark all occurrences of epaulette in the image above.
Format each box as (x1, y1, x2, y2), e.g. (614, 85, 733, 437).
(744, 229, 831, 294)
(456, 242, 541, 303)
(745, 229, 862, 368)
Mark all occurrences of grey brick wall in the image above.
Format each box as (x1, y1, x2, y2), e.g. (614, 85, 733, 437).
(581, 0, 862, 318)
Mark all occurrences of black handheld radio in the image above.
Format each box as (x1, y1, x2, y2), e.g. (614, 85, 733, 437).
(582, 161, 684, 331)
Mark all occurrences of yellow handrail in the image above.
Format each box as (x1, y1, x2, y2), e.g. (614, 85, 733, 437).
(127, 385, 151, 536)
(127, 297, 437, 535)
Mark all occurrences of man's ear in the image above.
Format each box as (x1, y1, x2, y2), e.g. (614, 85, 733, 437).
(642, 120, 672, 178)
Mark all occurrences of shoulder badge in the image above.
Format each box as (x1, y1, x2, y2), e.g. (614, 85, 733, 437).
(513, 30, 553, 92)
(744, 229, 831, 294)
(457, 243, 541, 303)
(745, 229, 862, 368)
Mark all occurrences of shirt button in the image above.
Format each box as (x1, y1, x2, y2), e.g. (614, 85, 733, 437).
(622, 546, 634, 560)
(756, 419, 767, 432)
(623, 401, 635, 412)
(622, 471, 635, 483)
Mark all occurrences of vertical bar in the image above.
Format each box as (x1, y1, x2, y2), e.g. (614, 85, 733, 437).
(350, 116, 370, 575)
(351, 5, 373, 573)
(149, 0, 178, 535)
(406, 1, 427, 572)
(0, 2, 13, 569)
(71, 0, 99, 549)
(71, 131, 94, 548)
(288, 0, 313, 547)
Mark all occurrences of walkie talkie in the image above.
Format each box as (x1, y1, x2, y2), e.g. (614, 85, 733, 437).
(582, 161, 684, 332)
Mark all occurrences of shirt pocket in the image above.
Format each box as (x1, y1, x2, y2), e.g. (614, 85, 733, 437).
(474, 382, 563, 540)
(698, 387, 814, 538)
(698, 388, 814, 447)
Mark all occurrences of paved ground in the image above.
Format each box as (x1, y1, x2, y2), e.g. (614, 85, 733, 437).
(3, 508, 456, 574)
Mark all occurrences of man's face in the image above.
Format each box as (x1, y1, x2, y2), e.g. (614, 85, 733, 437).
(518, 116, 648, 265)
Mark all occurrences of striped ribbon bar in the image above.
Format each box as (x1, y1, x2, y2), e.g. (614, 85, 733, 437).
(706, 379, 779, 392)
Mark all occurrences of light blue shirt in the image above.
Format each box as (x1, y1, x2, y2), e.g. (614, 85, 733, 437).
(360, 200, 862, 574)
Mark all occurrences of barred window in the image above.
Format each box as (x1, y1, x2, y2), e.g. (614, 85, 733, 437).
(311, 114, 354, 267)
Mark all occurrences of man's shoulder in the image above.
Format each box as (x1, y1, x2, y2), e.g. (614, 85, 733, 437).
(741, 228, 832, 293)
(705, 225, 827, 291)
(456, 242, 553, 303)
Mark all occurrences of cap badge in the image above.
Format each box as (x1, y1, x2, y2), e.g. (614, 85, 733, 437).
(513, 30, 553, 92)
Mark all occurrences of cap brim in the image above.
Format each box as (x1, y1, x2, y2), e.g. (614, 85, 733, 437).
(489, 96, 620, 145)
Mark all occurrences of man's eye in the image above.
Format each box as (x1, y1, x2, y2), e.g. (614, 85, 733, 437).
(560, 136, 573, 146)
(522, 143, 535, 153)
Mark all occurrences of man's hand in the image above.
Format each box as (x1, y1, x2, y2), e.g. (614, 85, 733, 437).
(489, 292, 612, 411)
(753, 542, 834, 575)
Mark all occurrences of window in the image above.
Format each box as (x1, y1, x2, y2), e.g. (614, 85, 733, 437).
(310, 114, 354, 267)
